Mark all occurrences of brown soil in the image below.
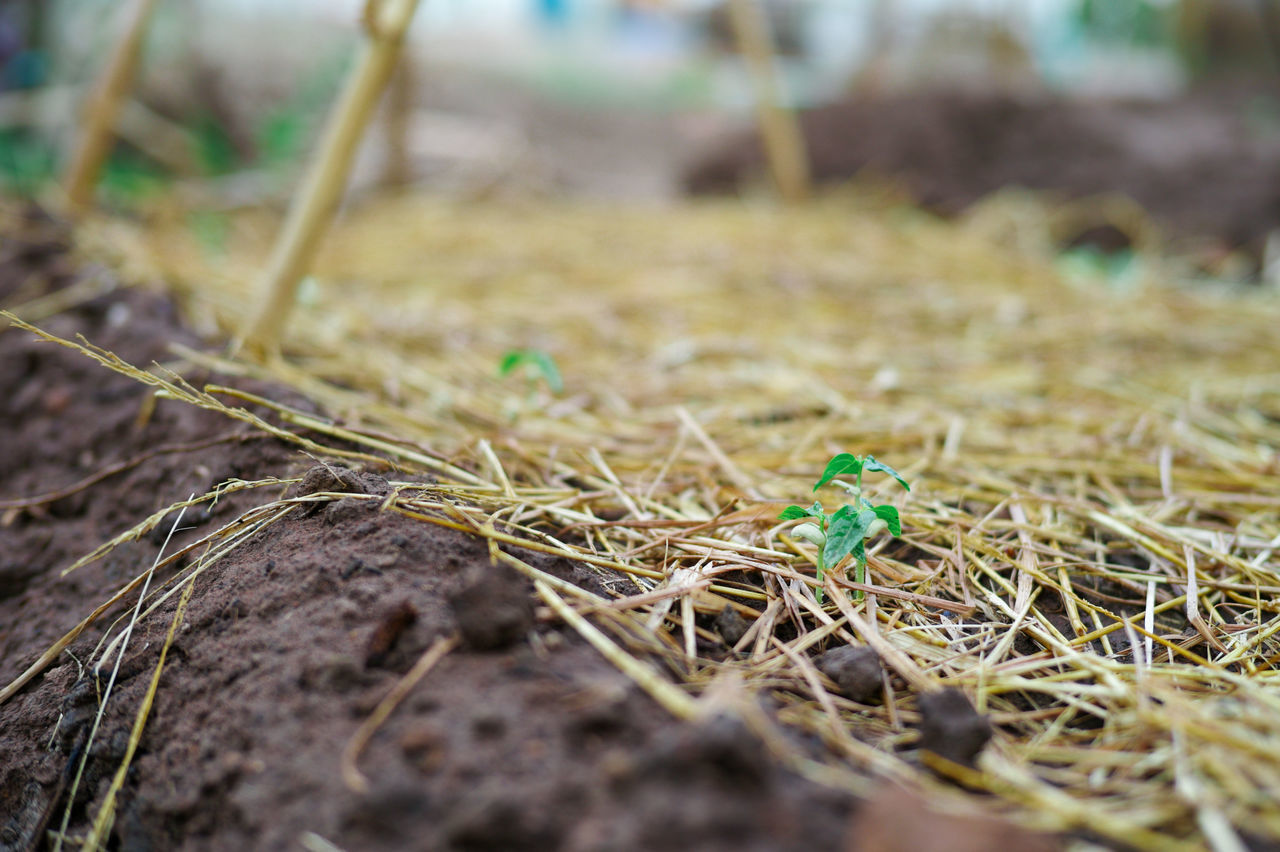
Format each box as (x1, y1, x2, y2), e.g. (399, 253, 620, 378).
(684, 83, 1280, 264)
(0, 212, 1058, 850)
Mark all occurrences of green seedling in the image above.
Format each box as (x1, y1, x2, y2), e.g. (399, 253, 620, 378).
(498, 349, 563, 395)
(779, 453, 910, 602)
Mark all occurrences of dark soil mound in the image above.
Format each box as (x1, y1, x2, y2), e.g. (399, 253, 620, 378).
(684, 85, 1280, 259)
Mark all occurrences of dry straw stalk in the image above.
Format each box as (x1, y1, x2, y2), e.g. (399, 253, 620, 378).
(727, 0, 811, 203)
(61, 0, 162, 215)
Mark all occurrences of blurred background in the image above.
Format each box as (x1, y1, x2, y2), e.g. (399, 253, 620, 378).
(5, 0, 1280, 276)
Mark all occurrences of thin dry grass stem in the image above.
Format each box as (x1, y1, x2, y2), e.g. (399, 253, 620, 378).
(52, 499, 189, 852)
(204, 385, 484, 484)
(3, 313, 395, 472)
(0, 484, 292, 705)
(83, 579, 196, 851)
(827, 583, 935, 692)
(770, 635, 855, 742)
(535, 580, 700, 721)
(60, 479, 289, 578)
(236, 0, 425, 355)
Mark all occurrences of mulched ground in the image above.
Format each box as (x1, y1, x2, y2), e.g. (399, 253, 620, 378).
(0, 212, 1057, 850)
(684, 81, 1280, 266)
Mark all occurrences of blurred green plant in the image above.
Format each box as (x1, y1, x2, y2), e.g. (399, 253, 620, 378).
(1073, 0, 1171, 48)
(97, 146, 165, 206)
(186, 209, 230, 256)
(1058, 245, 1141, 292)
(190, 114, 239, 176)
(498, 349, 563, 395)
(0, 129, 56, 197)
(255, 49, 352, 173)
(0, 128, 165, 205)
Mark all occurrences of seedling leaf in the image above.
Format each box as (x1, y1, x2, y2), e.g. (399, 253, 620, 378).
(823, 507, 878, 568)
(862, 456, 910, 491)
(778, 505, 809, 521)
(792, 523, 826, 547)
(871, 504, 901, 536)
(498, 349, 563, 394)
(814, 453, 863, 491)
(497, 351, 524, 375)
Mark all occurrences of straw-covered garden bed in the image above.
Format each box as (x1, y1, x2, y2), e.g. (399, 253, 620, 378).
(2, 189, 1279, 850)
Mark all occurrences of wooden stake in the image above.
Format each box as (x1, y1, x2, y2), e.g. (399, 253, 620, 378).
(61, 0, 162, 216)
(382, 55, 415, 188)
(726, 0, 811, 203)
(236, 0, 424, 357)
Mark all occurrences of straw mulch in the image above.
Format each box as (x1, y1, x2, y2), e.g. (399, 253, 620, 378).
(27, 188, 1280, 848)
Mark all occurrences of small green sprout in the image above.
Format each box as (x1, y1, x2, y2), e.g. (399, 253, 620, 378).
(779, 453, 910, 602)
(498, 349, 563, 395)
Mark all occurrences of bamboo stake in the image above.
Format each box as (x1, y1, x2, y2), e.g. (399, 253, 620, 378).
(61, 0, 162, 216)
(382, 55, 415, 188)
(726, 0, 811, 203)
(235, 0, 424, 357)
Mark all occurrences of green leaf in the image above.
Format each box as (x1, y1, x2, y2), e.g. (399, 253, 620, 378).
(497, 350, 524, 376)
(529, 351, 564, 394)
(871, 504, 901, 536)
(814, 453, 863, 491)
(498, 349, 564, 394)
(862, 456, 910, 491)
(822, 507, 878, 568)
(778, 505, 809, 521)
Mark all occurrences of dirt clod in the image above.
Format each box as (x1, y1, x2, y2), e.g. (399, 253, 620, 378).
(714, 604, 751, 646)
(816, 645, 883, 704)
(290, 465, 390, 518)
(448, 564, 535, 651)
(298, 654, 369, 694)
(291, 464, 367, 499)
(443, 783, 556, 851)
(633, 714, 770, 791)
(917, 688, 993, 770)
(146, 504, 213, 545)
(399, 721, 449, 773)
(364, 599, 418, 668)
